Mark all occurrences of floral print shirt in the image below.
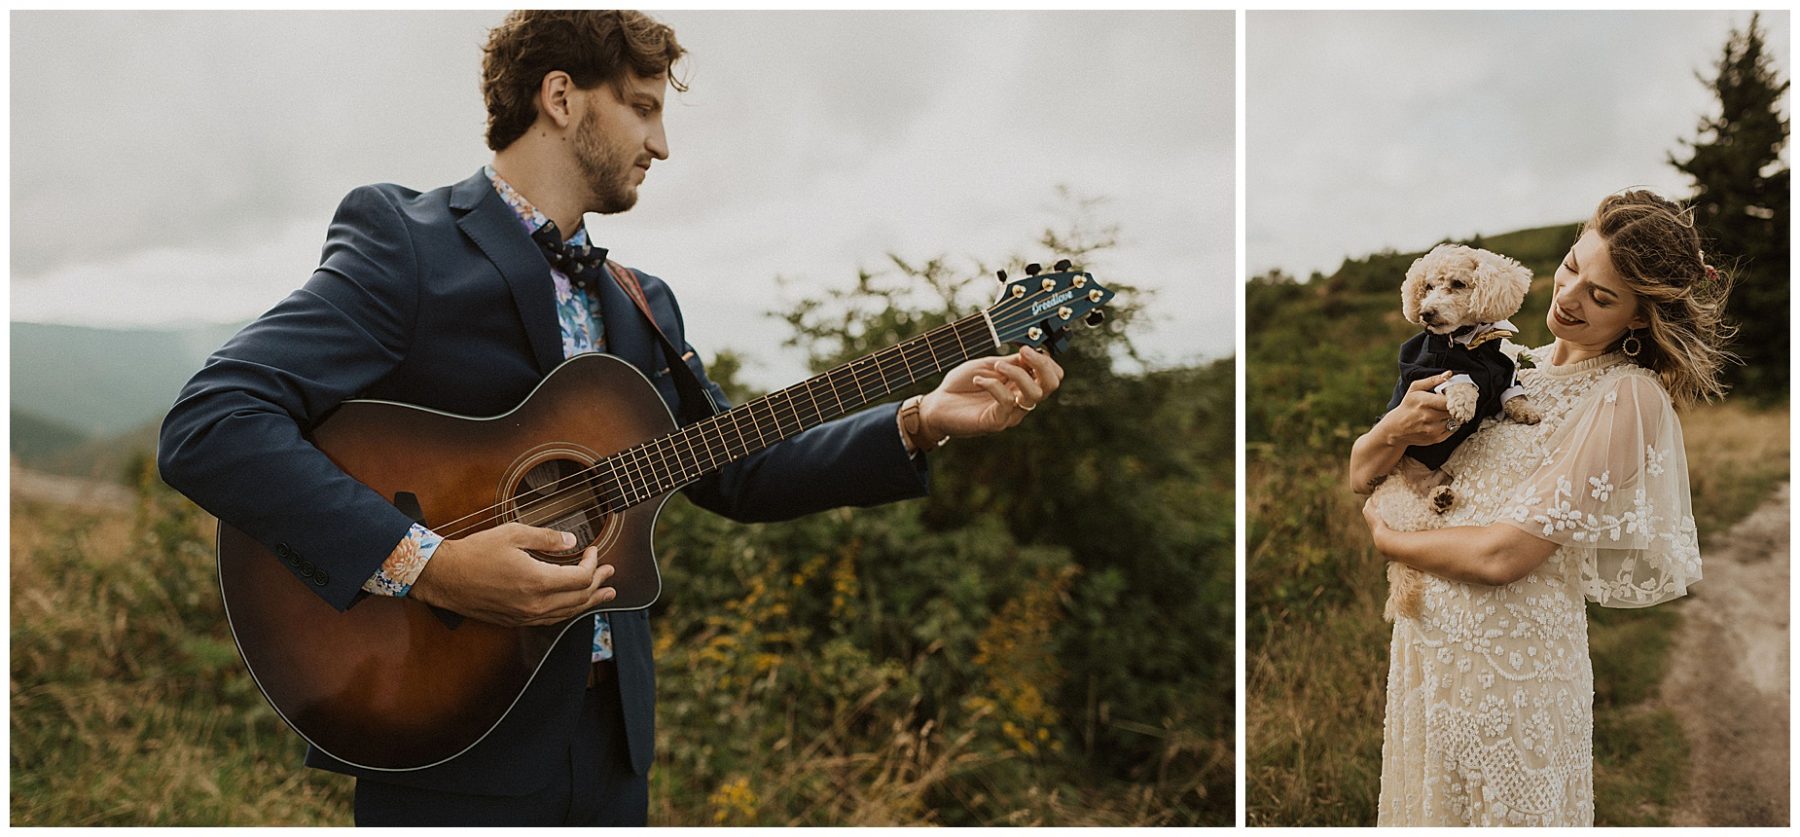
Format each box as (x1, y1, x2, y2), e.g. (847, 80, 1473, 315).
(360, 165, 614, 662)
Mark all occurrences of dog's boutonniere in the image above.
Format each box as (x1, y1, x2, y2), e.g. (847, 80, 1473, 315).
(1516, 354, 1536, 370)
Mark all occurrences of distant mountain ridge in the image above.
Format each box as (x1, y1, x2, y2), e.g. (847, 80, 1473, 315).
(12, 410, 91, 468)
(11, 319, 247, 441)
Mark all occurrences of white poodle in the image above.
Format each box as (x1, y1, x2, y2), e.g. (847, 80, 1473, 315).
(1373, 244, 1540, 621)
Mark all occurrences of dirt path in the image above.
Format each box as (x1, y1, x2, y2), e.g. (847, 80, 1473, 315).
(1662, 482, 1789, 826)
(10, 461, 135, 511)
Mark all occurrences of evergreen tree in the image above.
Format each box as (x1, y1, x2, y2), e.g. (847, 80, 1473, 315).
(1670, 12, 1790, 401)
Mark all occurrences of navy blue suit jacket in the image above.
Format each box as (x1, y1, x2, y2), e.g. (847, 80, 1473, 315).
(158, 169, 929, 796)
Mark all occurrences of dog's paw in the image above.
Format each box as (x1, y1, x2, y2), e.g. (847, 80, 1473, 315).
(1442, 382, 1478, 424)
(1503, 395, 1542, 425)
(1429, 485, 1457, 514)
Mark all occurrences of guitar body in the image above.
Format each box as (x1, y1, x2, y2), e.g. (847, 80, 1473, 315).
(217, 353, 676, 771)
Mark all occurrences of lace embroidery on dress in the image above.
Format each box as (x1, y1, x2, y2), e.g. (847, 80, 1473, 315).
(1496, 359, 1700, 607)
(1377, 345, 1699, 826)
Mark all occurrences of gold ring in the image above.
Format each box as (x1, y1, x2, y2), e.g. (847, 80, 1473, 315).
(1015, 396, 1036, 412)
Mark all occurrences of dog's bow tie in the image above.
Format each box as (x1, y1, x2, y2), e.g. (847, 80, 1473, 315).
(1450, 319, 1518, 349)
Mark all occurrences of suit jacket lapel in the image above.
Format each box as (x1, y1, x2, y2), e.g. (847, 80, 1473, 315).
(449, 169, 563, 376)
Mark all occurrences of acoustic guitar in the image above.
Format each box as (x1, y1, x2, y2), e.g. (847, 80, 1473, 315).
(217, 263, 1114, 771)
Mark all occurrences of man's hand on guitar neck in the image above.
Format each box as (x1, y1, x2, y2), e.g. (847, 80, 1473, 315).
(919, 345, 1064, 442)
(408, 523, 617, 627)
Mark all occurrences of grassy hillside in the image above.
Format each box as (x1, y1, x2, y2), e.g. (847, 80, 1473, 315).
(1246, 223, 1574, 447)
(1245, 224, 1788, 826)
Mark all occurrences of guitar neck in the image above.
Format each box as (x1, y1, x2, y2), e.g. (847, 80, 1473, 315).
(602, 312, 1000, 507)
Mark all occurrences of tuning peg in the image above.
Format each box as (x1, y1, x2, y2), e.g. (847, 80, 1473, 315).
(995, 269, 1008, 282)
(1024, 263, 1041, 276)
(1054, 258, 1072, 272)
(1085, 310, 1106, 327)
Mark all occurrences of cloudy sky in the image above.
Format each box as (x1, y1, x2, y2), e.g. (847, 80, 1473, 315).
(11, 11, 1234, 390)
(1249, 10, 1790, 282)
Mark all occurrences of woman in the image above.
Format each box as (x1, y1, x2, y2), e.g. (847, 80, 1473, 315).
(1350, 191, 1735, 826)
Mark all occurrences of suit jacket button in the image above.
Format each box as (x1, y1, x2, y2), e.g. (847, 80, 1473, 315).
(275, 543, 293, 560)
(314, 569, 330, 586)
(298, 559, 314, 576)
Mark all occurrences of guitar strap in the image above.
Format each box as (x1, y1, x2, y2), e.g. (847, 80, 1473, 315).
(604, 260, 721, 425)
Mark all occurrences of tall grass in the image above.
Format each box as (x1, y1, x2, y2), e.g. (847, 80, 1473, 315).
(1681, 401, 1791, 548)
(13, 468, 1222, 826)
(10, 472, 353, 825)
(1245, 401, 1787, 826)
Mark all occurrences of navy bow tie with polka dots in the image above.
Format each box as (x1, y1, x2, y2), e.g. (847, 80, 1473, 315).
(530, 220, 608, 295)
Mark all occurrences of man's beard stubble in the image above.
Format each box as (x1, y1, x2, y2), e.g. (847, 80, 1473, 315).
(574, 108, 639, 215)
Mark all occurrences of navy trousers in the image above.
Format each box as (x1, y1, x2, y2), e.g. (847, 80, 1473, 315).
(352, 676, 647, 826)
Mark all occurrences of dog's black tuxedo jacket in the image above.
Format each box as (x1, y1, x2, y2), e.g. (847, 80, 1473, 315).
(1385, 328, 1521, 470)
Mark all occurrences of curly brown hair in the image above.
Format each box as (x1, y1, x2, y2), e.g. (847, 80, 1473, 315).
(1582, 190, 1739, 405)
(480, 10, 687, 152)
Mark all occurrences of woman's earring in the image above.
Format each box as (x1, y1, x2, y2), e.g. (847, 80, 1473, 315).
(1621, 329, 1643, 358)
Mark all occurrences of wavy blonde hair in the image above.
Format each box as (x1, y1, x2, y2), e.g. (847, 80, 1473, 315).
(1582, 190, 1738, 405)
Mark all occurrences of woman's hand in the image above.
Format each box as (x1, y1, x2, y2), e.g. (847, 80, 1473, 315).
(1348, 371, 1457, 494)
(1377, 371, 1458, 448)
(1361, 496, 1392, 558)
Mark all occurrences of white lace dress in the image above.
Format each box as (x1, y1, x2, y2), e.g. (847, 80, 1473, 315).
(1376, 346, 1702, 826)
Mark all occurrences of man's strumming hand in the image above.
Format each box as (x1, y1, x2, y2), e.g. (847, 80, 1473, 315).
(407, 523, 616, 627)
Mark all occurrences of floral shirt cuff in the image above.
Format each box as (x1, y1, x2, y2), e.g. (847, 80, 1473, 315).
(361, 523, 443, 598)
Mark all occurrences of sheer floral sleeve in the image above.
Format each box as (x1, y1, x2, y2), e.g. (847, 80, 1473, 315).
(1497, 369, 1700, 607)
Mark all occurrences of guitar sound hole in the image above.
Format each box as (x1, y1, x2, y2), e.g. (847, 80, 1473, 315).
(511, 458, 608, 563)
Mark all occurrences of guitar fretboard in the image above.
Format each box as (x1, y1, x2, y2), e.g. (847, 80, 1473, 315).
(596, 313, 997, 511)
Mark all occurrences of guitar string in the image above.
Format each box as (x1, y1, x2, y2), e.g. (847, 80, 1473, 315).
(421, 312, 982, 537)
(427, 315, 992, 541)
(426, 311, 993, 536)
(421, 287, 1098, 541)
(514, 288, 1100, 537)
(429, 294, 1087, 542)
(529, 300, 1034, 521)
(448, 311, 1065, 542)
(433, 322, 975, 542)
(417, 301, 1013, 538)
(502, 313, 990, 531)
(426, 295, 1089, 542)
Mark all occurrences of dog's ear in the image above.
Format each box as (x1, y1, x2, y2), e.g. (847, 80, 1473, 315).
(1401, 253, 1431, 326)
(1467, 249, 1533, 323)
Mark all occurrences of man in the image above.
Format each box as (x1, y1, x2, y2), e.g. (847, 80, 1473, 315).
(158, 10, 1061, 827)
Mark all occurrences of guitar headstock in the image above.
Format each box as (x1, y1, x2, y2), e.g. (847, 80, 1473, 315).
(984, 259, 1115, 355)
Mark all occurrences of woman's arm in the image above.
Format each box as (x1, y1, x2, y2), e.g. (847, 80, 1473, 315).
(1362, 500, 1559, 586)
(1347, 370, 1456, 494)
